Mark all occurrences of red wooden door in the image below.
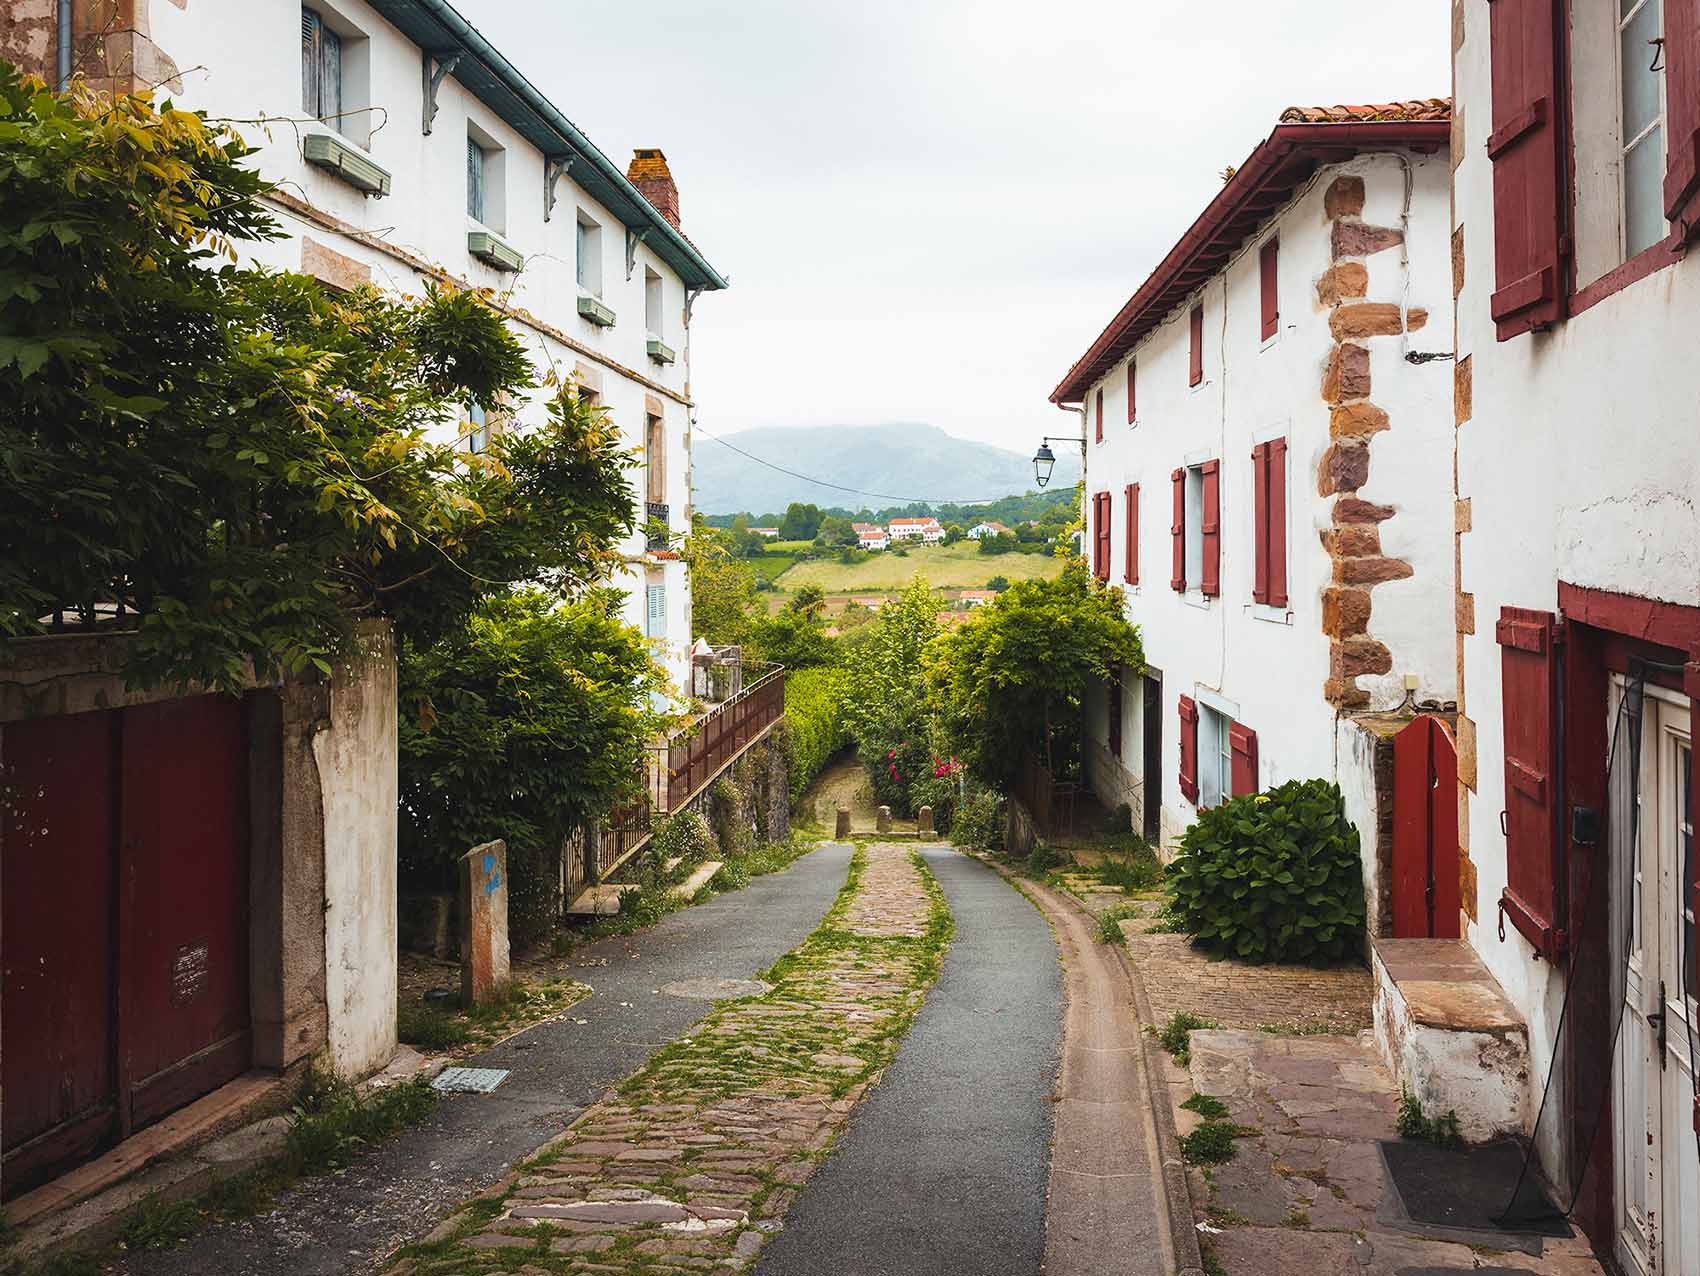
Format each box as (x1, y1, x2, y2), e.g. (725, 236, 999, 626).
(1, 711, 121, 1195)
(1391, 715, 1462, 938)
(1, 695, 249, 1198)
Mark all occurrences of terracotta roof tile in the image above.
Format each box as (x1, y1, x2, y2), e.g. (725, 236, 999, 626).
(1279, 99, 1452, 124)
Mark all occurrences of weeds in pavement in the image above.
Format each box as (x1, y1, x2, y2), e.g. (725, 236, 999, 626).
(1092, 842, 1163, 894)
(1180, 1120, 1244, 1165)
(1156, 1011, 1222, 1066)
(398, 1003, 475, 1050)
(1257, 1020, 1341, 1038)
(397, 978, 585, 1055)
(1094, 903, 1144, 945)
(1396, 1087, 1463, 1146)
(1181, 1092, 1230, 1120)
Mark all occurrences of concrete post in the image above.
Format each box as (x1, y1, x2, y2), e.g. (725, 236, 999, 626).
(917, 806, 935, 837)
(876, 805, 892, 834)
(835, 805, 852, 839)
(460, 840, 510, 1007)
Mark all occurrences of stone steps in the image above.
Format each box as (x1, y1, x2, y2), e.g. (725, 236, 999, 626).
(672, 861, 723, 899)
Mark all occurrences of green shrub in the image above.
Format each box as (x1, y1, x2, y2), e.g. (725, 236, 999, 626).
(1024, 842, 1062, 877)
(648, 810, 716, 872)
(908, 765, 962, 834)
(784, 666, 851, 805)
(1097, 841, 1162, 893)
(1166, 778, 1366, 965)
(1180, 1120, 1241, 1165)
(1095, 903, 1143, 945)
(397, 1004, 473, 1051)
(1156, 1010, 1221, 1065)
(952, 788, 1005, 851)
(1396, 1087, 1463, 1146)
(1180, 1092, 1230, 1120)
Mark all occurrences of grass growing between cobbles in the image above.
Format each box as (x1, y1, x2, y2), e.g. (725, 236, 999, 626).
(386, 842, 953, 1276)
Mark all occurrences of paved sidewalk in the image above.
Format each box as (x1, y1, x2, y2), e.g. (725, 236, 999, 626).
(118, 844, 853, 1276)
(385, 842, 947, 1274)
(756, 847, 1061, 1276)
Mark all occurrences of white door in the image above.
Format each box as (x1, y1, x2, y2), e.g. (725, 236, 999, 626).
(1616, 685, 1697, 1276)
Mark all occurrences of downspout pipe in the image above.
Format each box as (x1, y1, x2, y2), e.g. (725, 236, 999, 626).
(56, 0, 73, 90)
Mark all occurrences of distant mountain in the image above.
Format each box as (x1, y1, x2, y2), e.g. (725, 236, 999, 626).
(691, 423, 1081, 517)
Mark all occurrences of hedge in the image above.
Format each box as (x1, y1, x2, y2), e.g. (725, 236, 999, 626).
(784, 666, 850, 804)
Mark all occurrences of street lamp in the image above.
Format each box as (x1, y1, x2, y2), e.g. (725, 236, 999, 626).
(1032, 435, 1086, 488)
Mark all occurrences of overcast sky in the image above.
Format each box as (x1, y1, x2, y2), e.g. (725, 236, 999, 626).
(457, 1, 1449, 459)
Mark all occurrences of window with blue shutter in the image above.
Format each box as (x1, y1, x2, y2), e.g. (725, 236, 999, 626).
(467, 138, 486, 222)
(646, 585, 667, 639)
(301, 9, 343, 130)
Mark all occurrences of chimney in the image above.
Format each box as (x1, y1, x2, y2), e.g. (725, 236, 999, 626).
(626, 148, 681, 230)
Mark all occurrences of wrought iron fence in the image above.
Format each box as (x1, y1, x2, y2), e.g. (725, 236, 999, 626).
(598, 746, 668, 878)
(665, 663, 785, 812)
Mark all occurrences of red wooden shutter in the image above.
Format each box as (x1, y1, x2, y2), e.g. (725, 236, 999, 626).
(1095, 492, 1113, 580)
(1200, 459, 1220, 597)
(1178, 695, 1199, 804)
(1229, 722, 1258, 796)
(1496, 606, 1566, 959)
(1126, 359, 1137, 424)
(1188, 305, 1204, 386)
(1487, 0, 1567, 340)
(1124, 483, 1139, 585)
(1170, 468, 1185, 591)
(1268, 438, 1288, 607)
(1252, 443, 1270, 604)
(1666, 0, 1700, 239)
(1258, 240, 1279, 341)
(1095, 389, 1104, 444)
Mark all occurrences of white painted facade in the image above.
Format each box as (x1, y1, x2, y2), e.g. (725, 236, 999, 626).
(888, 518, 943, 543)
(1453, 1, 1700, 1266)
(141, 0, 721, 696)
(1076, 150, 1454, 858)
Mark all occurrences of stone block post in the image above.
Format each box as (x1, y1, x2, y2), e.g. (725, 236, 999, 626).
(917, 806, 935, 837)
(460, 840, 510, 1007)
(876, 805, 892, 834)
(835, 805, 852, 839)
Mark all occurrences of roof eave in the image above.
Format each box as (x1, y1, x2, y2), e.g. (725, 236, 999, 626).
(1049, 118, 1448, 404)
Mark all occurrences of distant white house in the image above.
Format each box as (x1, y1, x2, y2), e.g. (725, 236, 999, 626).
(858, 528, 889, 551)
(967, 521, 1012, 540)
(959, 589, 997, 608)
(748, 527, 779, 538)
(889, 517, 944, 543)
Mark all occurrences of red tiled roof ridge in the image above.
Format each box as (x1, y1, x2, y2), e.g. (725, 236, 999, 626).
(1279, 98, 1452, 124)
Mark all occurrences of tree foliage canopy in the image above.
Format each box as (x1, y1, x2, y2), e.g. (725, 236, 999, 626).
(0, 70, 634, 690)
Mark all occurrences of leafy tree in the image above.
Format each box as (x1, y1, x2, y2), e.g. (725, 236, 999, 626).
(928, 563, 1142, 783)
(977, 531, 1019, 556)
(814, 515, 857, 549)
(0, 71, 632, 689)
(986, 576, 1011, 592)
(788, 584, 827, 620)
(943, 523, 965, 545)
(399, 590, 667, 945)
(842, 577, 940, 814)
(684, 517, 756, 643)
(778, 501, 824, 541)
(746, 606, 837, 670)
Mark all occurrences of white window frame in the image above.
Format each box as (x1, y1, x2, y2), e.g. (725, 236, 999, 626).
(576, 213, 604, 298)
(1616, 0, 1669, 259)
(466, 121, 506, 233)
(645, 583, 667, 639)
(644, 267, 664, 340)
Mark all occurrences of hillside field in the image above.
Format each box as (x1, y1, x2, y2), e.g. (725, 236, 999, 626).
(775, 541, 1063, 592)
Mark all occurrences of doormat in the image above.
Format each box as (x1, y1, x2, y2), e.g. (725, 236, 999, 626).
(432, 1066, 511, 1094)
(1377, 1139, 1570, 1249)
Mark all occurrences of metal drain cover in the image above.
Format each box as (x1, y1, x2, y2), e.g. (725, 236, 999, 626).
(432, 1066, 510, 1093)
(659, 977, 772, 1000)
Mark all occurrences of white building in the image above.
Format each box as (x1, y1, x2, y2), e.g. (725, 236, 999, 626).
(858, 529, 890, 551)
(889, 517, 944, 544)
(1054, 101, 1455, 853)
(81, 0, 727, 697)
(967, 521, 1012, 540)
(1451, 0, 1700, 1267)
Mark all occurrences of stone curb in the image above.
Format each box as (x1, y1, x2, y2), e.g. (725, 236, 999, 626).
(978, 855, 1206, 1276)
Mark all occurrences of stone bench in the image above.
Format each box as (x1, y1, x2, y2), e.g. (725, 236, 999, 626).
(1371, 937, 1529, 1141)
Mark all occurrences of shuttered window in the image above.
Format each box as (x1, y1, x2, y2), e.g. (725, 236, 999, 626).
(1487, 0, 1567, 339)
(301, 8, 343, 129)
(1178, 695, 1199, 804)
(1170, 468, 1186, 592)
(1095, 389, 1104, 444)
(467, 138, 487, 222)
(1251, 438, 1288, 607)
(1126, 359, 1137, 424)
(646, 584, 667, 639)
(1093, 492, 1112, 580)
(1199, 459, 1221, 598)
(1230, 722, 1259, 797)
(1188, 304, 1204, 386)
(1496, 607, 1567, 959)
(1666, 0, 1700, 239)
(1258, 239, 1279, 341)
(1124, 483, 1139, 585)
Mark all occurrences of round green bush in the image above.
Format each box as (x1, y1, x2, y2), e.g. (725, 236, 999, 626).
(1167, 778, 1365, 965)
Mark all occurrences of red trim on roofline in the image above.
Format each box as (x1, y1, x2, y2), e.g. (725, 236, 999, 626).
(1049, 118, 1449, 405)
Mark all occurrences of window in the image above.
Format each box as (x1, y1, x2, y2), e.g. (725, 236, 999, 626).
(1188, 303, 1204, 386)
(1198, 704, 1233, 809)
(1092, 491, 1112, 580)
(1259, 239, 1279, 341)
(466, 138, 486, 222)
(301, 8, 342, 128)
(646, 413, 666, 504)
(1124, 482, 1139, 585)
(1617, 0, 1667, 258)
(1496, 606, 1566, 958)
(645, 268, 664, 339)
(1126, 358, 1137, 424)
(1251, 437, 1288, 607)
(1171, 461, 1220, 595)
(461, 401, 493, 454)
(576, 215, 603, 297)
(1094, 388, 1104, 444)
(645, 583, 667, 639)
(1179, 697, 1257, 809)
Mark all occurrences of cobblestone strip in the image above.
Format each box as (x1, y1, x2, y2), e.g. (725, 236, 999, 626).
(387, 843, 949, 1276)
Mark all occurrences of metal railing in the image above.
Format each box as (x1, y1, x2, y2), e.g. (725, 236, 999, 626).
(665, 663, 785, 812)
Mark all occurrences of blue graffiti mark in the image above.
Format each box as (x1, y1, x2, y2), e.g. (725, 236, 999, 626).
(481, 852, 503, 897)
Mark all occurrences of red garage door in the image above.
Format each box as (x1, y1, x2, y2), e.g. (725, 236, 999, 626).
(2, 695, 250, 1198)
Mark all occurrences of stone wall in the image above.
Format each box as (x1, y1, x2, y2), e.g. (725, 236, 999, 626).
(1082, 735, 1141, 836)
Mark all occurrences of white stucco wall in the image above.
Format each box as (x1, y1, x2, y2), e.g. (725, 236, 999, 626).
(1079, 151, 1454, 856)
(147, 0, 702, 694)
(316, 623, 399, 1079)
(1453, 0, 1700, 1138)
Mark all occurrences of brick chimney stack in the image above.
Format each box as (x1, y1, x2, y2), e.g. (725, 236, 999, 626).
(626, 148, 681, 230)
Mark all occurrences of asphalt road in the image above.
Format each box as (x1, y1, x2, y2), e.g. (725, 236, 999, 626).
(755, 846, 1063, 1276)
(118, 843, 854, 1276)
